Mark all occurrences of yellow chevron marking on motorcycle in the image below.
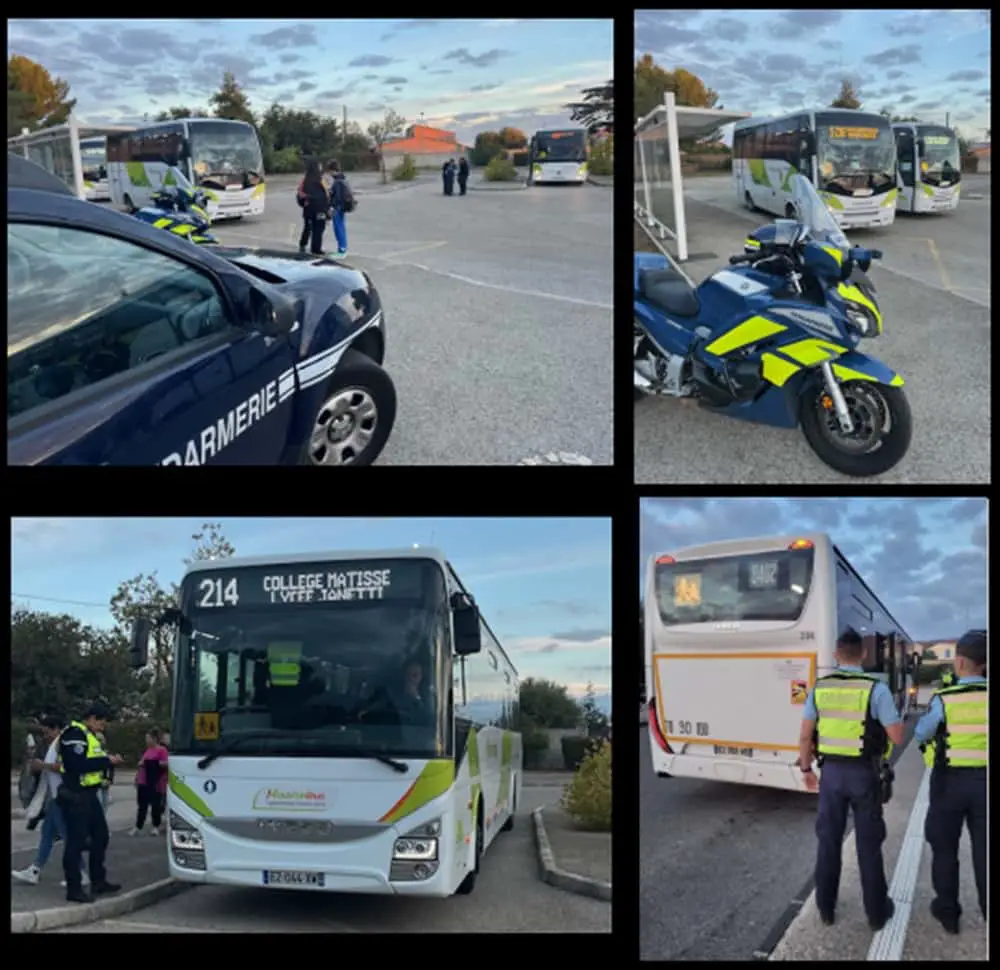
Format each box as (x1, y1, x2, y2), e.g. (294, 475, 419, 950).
(778, 338, 848, 366)
(152, 218, 172, 229)
(170, 224, 195, 236)
(820, 245, 844, 266)
(704, 316, 787, 356)
(832, 363, 905, 387)
(761, 353, 801, 387)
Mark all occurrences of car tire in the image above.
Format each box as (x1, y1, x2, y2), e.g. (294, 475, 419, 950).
(299, 349, 396, 466)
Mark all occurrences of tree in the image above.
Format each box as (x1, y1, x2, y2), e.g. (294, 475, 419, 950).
(634, 55, 720, 123)
(155, 105, 209, 122)
(209, 71, 256, 127)
(580, 681, 609, 738)
(517, 677, 581, 729)
(564, 80, 614, 134)
(497, 126, 528, 149)
(830, 79, 862, 110)
(108, 523, 236, 724)
(7, 54, 76, 137)
(367, 108, 406, 183)
(470, 130, 506, 166)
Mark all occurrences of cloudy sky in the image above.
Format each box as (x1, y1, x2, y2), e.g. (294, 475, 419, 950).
(11, 517, 611, 706)
(635, 9, 991, 145)
(639, 498, 987, 641)
(8, 18, 612, 147)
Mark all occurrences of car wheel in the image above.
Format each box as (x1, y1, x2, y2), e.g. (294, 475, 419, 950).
(300, 349, 396, 466)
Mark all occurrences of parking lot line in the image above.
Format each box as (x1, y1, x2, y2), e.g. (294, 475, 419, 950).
(922, 236, 954, 293)
(379, 240, 448, 259)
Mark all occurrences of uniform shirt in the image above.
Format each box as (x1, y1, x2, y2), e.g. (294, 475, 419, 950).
(914, 674, 987, 745)
(802, 664, 902, 727)
(58, 723, 112, 791)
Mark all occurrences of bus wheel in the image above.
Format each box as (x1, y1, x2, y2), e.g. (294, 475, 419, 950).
(123, 194, 137, 213)
(501, 782, 516, 832)
(785, 203, 797, 219)
(456, 805, 482, 895)
(744, 191, 756, 212)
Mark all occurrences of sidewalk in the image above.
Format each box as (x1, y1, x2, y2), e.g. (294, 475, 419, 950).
(11, 824, 183, 932)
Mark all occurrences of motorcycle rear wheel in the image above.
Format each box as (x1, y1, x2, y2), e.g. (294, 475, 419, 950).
(800, 381, 911, 477)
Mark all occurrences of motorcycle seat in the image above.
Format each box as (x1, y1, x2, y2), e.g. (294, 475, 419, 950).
(638, 268, 700, 318)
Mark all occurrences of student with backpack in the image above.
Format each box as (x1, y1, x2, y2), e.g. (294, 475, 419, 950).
(325, 159, 355, 259)
(296, 159, 329, 255)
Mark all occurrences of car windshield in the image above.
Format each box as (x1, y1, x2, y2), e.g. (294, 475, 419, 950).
(171, 559, 452, 759)
(791, 173, 850, 250)
(188, 122, 264, 186)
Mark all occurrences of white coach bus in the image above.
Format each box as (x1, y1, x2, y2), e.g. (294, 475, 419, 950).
(129, 547, 521, 896)
(644, 533, 918, 794)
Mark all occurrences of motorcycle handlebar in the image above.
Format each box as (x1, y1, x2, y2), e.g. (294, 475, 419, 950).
(729, 253, 754, 265)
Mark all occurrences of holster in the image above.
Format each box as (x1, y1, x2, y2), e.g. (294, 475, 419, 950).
(877, 761, 895, 805)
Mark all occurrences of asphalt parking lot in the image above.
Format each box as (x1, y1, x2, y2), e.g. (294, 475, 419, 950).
(634, 174, 990, 484)
(212, 172, 613, 465)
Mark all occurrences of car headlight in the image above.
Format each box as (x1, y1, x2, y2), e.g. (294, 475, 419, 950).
(844, 305, 877, 337)
(393, 818, 440, 861)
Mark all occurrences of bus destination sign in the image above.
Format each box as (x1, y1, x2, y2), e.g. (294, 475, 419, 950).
(186, 560, 429, 610)
(828, 126, 879, 140)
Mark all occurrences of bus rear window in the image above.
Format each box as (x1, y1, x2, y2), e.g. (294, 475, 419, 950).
(654, 548, 814, 624)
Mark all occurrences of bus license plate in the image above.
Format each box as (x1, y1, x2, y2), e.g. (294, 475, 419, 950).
(714, 745, 754, 758)
(263, 869, 325, 887)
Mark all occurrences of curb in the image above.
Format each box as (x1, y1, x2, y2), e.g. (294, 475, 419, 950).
(11, 877, 192, 933)
(587, 176, 613, 188)
(531, 806, 611, 902)
(468, 181, 528, 192)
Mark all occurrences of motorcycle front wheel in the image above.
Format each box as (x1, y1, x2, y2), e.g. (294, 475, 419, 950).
(799, 380, 912, 477)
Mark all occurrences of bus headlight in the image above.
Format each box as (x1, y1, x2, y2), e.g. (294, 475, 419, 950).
(393, 818, 440, 861)
(169, 810, 204, 851)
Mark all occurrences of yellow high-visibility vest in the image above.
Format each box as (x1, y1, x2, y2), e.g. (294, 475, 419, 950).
(814, 671, 892, 760)
(267, 642, 303, 687)
(922, 683, 987, 768)
(57, 720, 106, 788)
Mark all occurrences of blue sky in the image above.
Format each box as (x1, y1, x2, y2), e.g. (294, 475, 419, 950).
(635, 9, 991, 145)
(8, 18, 612, 147)
(640, 498, 987, 641)
(11, 517, 611, 704)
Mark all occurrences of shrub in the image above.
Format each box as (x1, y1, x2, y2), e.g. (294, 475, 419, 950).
(268, 146, 302, 174)
(392, 154, 418, 181)
(588, 154, 613, 177)
(510, 149, 529, 168)
(561, 739, 611, 831)
(484, 155, 518, 182)
(561, 734, 601, 770)
(521, 722, 550, 769)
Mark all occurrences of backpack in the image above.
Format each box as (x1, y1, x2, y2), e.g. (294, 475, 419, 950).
(340, 180, 357, 213)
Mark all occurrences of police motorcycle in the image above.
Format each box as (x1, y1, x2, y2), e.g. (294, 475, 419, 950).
(132, 161, 217, 245)
(634, 172, 911, 477)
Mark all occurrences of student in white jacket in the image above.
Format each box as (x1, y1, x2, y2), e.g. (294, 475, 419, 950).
(12, 716, 88, 887)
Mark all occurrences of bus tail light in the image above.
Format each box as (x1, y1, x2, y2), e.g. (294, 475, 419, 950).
(648, 698, 672, 753)
(788, 539, 814, 550)
(655, 555, 676, 565)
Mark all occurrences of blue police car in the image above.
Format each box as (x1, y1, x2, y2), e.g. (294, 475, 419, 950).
(7, 154, 395, 465)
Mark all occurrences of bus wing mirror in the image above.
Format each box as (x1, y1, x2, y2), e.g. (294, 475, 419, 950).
(129, 618, 151, 669)
(452, 597, 482, 656)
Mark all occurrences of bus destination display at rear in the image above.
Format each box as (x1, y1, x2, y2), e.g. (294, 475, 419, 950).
(185, 560, 429, 609)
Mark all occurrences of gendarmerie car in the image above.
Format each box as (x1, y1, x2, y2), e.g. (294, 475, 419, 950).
(8, 154, 395, 466)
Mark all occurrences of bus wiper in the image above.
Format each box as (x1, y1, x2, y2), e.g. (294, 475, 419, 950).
(197, 733, 409, 772)
(197, 731, 282, 769)
(355, 750, 408, 773)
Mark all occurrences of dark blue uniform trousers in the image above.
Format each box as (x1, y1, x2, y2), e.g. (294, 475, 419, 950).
(925, 767, 987, 920)
(815, 759, 890, 922)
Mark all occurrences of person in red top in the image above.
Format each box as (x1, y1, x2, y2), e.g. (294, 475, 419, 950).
(130, 729, 168, 836)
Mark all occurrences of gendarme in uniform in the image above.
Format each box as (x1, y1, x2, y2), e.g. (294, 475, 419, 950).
(801, 632, 900, 929)
(915, 629, 987, 934)
(57, 702, 121, 903)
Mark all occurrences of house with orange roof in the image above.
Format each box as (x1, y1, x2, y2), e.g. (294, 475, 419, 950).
(381, 124, 471, 168)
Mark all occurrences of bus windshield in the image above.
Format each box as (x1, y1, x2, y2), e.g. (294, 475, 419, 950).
(79, 140, 106, 176)
(172, 559, 450, 759)
(918, 127, 960, 185)
(654, 547, 815, 624)
(815, 114, 896, 193)
(533, 129, 586, 161)
(188, 121, 264, 187)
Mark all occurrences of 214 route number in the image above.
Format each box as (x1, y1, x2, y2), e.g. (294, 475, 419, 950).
(664, 719, 709, 737)
(198, 577, 239, 609)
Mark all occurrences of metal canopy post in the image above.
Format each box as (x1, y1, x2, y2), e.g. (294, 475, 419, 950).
(665, 92, 688, 263)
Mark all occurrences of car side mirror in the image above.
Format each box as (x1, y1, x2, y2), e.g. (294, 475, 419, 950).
(249, 288, 296, 337)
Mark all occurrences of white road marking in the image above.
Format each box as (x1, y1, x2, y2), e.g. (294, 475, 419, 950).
(378, 240, 448, 259)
